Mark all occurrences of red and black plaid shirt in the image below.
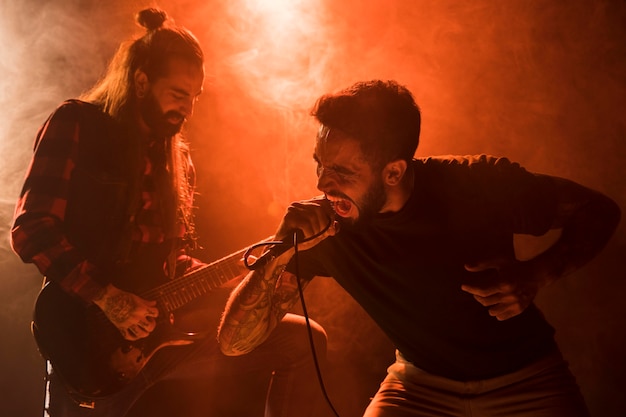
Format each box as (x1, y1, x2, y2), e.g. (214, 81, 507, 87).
(11, 101, 195, 302)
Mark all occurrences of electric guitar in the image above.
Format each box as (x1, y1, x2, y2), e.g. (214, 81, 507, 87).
(31, 244, 257, 401)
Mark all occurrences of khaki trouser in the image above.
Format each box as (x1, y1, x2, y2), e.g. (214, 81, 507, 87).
(364, 350, 590, 417)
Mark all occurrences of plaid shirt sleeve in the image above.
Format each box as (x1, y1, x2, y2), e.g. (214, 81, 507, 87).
(10, 102, 107, 302)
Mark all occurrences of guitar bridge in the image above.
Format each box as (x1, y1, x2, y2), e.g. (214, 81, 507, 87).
(78, 401, 96, 409)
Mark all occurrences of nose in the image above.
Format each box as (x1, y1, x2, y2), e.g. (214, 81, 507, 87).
(316, 166, 334, 191)
(182, 97, 195, 118)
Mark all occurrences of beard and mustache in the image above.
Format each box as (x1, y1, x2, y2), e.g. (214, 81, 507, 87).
(139, 90, 185, 138)
(332, 175, 387, 230)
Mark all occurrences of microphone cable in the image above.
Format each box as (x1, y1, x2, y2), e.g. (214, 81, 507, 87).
(243, 218, 332, 271)
(292, 229, 342, 417)
(242, 223, 342, 416)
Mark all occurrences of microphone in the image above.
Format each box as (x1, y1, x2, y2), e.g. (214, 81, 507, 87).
(243, 229, 304, 271)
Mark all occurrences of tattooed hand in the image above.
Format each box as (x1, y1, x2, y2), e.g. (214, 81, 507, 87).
(93, 284, 159, 341)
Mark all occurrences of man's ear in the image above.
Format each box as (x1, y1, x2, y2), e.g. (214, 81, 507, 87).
(134, 69, 149, 98)
(382, 159, 408, 186)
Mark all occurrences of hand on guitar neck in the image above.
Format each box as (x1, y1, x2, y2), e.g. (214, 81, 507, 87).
(32, 242, 260, 398)
(92, 284, 160, 341)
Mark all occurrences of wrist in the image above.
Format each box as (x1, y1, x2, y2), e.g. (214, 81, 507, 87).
(523, 258, 558, 290)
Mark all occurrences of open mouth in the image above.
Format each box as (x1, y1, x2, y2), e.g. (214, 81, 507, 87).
(164, 111, 185, 126)
(326, 196, 353, 217)
(168, 115, 184, 126)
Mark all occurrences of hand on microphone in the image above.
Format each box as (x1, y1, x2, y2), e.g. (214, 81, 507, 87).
(245, 198, 339, 270)
(274, 198, 339, 251)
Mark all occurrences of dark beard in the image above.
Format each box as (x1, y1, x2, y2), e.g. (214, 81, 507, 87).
(140, 91, 184, 138)
(344, 177, 386, 229)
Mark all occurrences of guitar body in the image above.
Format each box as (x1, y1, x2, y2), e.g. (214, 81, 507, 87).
(33, 282, 200, 399)
(31, 249, 246, 400)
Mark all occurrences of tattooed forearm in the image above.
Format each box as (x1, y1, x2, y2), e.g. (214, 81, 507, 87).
(218, 253, 303, 355)
(103, 292, 136, 324)
(237, 264, 285, 306)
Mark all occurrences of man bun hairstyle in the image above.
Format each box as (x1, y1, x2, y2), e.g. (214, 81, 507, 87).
(81, 8, 203, 122)
(136, 8, 168, 31)
(311, 80, 421, 167)
(131, 8, 204, 82)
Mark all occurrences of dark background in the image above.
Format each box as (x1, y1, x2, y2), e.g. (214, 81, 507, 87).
(1, 0, 625, 415)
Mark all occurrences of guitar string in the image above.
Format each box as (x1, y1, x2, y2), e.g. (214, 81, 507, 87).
(91, 248, 248, 339)
(144, 248, 247, 311)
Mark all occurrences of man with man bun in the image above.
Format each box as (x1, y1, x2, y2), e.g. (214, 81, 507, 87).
(11, 8, 326, 417)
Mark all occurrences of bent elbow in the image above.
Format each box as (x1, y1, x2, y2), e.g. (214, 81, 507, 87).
(219, 344, 237, 356)
(218, 339, 255, 357)
(220, 347, 246, 357)
(218, 324, 271, 357)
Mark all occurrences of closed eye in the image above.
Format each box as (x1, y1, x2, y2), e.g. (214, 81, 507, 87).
(313, 153, 356, 181)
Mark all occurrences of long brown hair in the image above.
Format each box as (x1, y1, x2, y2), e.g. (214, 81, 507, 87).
(81, 8, 204, 245)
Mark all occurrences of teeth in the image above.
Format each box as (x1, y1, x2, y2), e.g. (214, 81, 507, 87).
(324, 195, 350, 214)
(327, 199, 343, 207)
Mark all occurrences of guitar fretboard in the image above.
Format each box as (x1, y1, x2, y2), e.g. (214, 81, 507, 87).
(142, 248, 248, 313)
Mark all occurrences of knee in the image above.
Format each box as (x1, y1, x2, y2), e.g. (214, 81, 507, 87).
(277, 313, 328, 360)
(306, 318, 328, 357)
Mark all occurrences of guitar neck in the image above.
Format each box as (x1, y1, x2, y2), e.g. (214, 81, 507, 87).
(142, 247, 248, 313)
